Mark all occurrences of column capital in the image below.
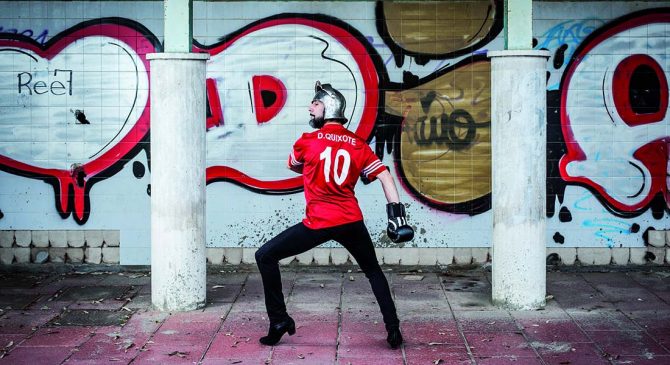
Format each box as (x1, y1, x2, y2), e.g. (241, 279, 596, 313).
(488, 50, 551, 59)
(147, 53, 209, 61)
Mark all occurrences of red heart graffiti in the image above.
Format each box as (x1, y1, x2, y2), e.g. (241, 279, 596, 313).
(0, 19, 158, 223)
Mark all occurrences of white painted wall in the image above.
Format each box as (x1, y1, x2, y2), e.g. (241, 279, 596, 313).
(0, 1, 667, 265)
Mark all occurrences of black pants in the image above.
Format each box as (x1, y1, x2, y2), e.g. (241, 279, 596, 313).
(255, 221, 399, 328)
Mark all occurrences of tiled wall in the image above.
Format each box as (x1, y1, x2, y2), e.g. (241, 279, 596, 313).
(0, 1, 668, 265)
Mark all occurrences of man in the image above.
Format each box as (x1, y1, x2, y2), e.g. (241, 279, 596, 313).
(255, 81, 414, 348)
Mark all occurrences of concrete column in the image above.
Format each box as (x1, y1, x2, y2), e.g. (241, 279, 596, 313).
(504, 0, 533, 50)
(163, 0, 192, 53)
(488, 50, 550, 310)
(147, 52, 209, 311)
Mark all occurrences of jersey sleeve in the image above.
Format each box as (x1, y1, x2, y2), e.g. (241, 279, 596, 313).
(360, 145, 386, 182)
(288, 135, 306, 172)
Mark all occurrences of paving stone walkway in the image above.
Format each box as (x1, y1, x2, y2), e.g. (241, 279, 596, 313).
(0, 267, 669, 364)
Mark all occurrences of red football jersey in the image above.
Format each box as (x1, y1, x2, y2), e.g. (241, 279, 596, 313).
(288, 123, 385, 229)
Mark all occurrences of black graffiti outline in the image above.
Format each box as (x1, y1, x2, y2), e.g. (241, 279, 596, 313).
(194, 13, 389, 194)
(627, 161, 646, 199)
(372, 54, 493, 214)
(556, 7, 670, 219)
(0, 17, 160, 224)
(0, 48, 38, 61)
(88, 42, 140, 159)
(308, 35, 358, 127)
(601, 66, 618, 125)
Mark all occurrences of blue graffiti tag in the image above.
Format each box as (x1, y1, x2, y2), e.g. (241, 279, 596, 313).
(582, 218, 633, 247)
(535, 19, 604, 90)
(535, 18, 603, 52)
(0, 27, 49, 45)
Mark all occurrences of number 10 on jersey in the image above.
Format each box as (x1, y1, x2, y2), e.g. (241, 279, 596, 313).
(319, 147, 351, 185)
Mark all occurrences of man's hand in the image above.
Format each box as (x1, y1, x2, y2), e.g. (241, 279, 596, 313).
(386, 203, 414, 243)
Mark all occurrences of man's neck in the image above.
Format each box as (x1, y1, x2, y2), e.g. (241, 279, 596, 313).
(323, 121, 341, 127)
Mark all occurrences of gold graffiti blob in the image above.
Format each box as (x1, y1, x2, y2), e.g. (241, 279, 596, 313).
(382, 0, 498, 55)
(386, 61, 491, 207)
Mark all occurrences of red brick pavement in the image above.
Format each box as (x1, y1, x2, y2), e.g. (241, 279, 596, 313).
(0, 269, 668, 364)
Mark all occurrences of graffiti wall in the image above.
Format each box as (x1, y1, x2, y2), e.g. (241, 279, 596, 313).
(0, 1, 667, 264)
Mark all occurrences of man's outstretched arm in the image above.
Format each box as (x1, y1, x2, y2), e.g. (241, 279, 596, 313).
(376, 169, 400, 203)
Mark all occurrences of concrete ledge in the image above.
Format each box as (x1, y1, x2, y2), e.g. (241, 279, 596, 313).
(383, 248, 403, 265)
(578, 248, 611, 265)
(0, 231, 13, 248)
(206, 248, 224, 265)
(0, 230, 120, 264)
(85, 247, 102, 264)
(649, 230, 666, 247)
(547, 247, 576, 265)
(418, 248, 437, 265)
(32, 231, 49, 248)
(0, 241, 667, 267)
(330, 248, 349, 265)
(295, 251, 313, 265)
(454, 248, 472, 265)
(49, 231, 67, 248)
(611, 248, 630, 265)
(400, 248, 420, 266)
(67, 231, 85, 248)
(85, 230, 104, 248)
(223, 248, 242, 265)
(312, 248, 330, 265)
(241, 248, 256, 265)
(14, 231, 31, 248)
(199, 247, 670, 268)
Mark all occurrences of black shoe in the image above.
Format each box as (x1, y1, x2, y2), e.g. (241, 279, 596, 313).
(386, 325, 403, 349)
(259, 316, 296, 346)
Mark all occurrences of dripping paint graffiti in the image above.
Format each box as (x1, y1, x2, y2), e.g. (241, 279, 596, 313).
(0, 18, 157, 223)
(557, 10, 670, 218)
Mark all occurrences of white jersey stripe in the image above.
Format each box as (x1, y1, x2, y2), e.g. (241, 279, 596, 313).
(363, 160, 383, 174)
(362, 160, 383, 176)
(290, 152, 303, 166)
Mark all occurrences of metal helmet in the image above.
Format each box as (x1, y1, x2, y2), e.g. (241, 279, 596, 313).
(310, 81, 347, 128)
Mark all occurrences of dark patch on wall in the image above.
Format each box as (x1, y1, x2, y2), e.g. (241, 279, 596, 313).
(146, 184, 151, 196)
(546, 253, 561, 266)
(71, 164, 86, 187)
(402, 71, 420, 86)
(132, 161, 145, 179)
(413, 55, 430, 66)
(630, 223, 640, 233)
(558, 207, 572, 222)
(650, 194, 667, 219)
(644, 251, 656, 262)
(642, 226, 655, 245)
(553, 44, 568, 69)
(553, 232, 565, 244)
(546, 90, 567, 217)
(374, 111, 405, 161)
(0, 209, 3, 220)
(73, 109, 90, 124)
